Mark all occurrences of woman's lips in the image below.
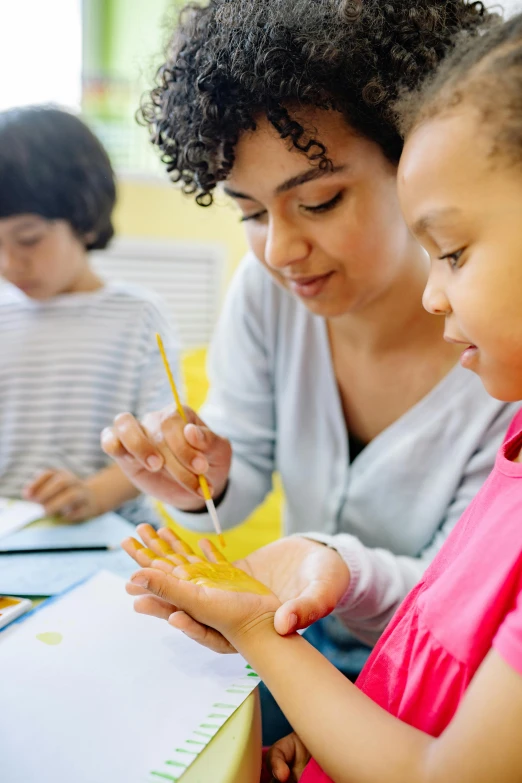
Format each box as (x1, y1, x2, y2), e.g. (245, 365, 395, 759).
(287, 271, 334, 299)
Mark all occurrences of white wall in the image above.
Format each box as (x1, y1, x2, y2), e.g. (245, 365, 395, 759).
(502, 0, 522, 17)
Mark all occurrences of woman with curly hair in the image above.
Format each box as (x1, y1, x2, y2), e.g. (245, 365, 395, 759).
(122, 10, 522, 782)
(103, 0, 512, 742)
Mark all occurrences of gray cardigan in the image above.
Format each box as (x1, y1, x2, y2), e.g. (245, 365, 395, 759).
(172, 255, 517, 643)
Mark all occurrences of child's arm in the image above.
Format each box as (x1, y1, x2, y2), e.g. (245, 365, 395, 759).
(126, 535, 522, 783)
(25, 463, 139, 522)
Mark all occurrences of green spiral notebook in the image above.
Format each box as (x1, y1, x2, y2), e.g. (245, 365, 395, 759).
(0, 571, 259, 782)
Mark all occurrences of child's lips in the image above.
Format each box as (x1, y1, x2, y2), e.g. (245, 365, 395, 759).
(459, 344, 479, 369)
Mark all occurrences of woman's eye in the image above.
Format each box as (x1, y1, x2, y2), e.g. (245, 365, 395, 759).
(302, 191, 344, 214)
(439, 249, 465, 269)
(240, 209, 268, 223)
(18, 235, 43, 246)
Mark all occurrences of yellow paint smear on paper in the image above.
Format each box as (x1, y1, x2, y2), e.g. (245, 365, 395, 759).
(36, 632, 63, 646)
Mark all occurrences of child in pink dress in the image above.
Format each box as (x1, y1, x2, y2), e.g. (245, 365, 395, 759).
(123, 13, 522, 783)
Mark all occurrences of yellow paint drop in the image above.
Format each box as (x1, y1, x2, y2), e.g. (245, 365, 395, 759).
(36, 632, 63, 646)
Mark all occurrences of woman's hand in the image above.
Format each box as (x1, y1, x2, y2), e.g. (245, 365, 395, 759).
(101, 405, 232, 511)
(23, 469, 98, 522)
(264, 732, 311, 782)
(124, 525, 281, 645)
(123, 525, 350, 653)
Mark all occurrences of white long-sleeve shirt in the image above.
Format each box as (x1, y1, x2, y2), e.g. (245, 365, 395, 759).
(172, 255, 517, 643)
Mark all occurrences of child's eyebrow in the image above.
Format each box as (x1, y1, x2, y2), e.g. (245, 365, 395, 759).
(412, 207, 462, 236)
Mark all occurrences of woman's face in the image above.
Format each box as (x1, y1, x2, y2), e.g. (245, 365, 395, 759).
(225, 110, 425, 318)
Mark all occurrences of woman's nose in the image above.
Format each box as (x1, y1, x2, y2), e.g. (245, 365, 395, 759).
(264, 216, 311, 271)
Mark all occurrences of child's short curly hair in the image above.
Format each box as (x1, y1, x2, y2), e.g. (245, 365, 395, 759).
(140, 0, 496, 206)
(0, 106, 116, 250)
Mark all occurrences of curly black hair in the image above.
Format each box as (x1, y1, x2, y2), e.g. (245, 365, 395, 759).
(397, 12, 522, 170)
(0, 106, 116, 250)
(141, 0, 497, 206)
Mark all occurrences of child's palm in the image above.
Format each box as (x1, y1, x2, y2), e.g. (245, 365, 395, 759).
(124, 526, 281, 643)
(173, 561, 280, 639)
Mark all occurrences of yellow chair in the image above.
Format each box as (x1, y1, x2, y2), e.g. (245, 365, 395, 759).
(159, 348, 282, 561)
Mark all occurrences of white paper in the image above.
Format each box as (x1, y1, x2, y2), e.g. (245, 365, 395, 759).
(0, 571, 259, 783)
(0, 512, 139, 595)
(0, 497, 45, 539)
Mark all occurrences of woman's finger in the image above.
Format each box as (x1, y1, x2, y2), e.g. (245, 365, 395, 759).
(168, 611, 237, 653)
(111, 412, 164, 471)
(100, 427, 130, 460)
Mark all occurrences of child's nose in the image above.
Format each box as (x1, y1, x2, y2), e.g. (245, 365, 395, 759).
(422, 278, 451, 316)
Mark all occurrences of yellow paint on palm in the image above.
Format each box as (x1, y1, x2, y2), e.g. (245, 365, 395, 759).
(140, 547, 174, 566)
(179, 562, 272, 595)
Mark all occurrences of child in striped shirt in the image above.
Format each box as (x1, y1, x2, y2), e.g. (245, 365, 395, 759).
(0, 105, 179, 524)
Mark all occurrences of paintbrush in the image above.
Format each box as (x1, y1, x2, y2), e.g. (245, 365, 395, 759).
(156, 333, 225, 547)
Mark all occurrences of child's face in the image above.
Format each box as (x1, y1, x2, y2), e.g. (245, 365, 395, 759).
(398, 108, 522, 402)
(0, 215, 90, 300)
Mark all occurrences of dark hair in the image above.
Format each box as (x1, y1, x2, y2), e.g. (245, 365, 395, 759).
(0, 105, 116, 250)
(397, 12, 522, 168)
(140, 0, 496, 206)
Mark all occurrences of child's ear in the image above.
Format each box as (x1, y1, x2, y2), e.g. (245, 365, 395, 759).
(83, 230, 97, 246)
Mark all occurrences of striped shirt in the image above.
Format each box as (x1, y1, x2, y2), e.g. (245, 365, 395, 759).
(0, 280, 180, 523)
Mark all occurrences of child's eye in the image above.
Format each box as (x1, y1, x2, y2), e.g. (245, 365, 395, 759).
(302, 191, 344, 214)
(439, 249, 465, 269)
(240, 209, 268, 224)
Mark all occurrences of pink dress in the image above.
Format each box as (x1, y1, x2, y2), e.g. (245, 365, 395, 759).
(301, 408, 522, 783)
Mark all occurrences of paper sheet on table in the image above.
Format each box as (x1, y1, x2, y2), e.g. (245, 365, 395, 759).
(0, 512, 138, 595)
(0, 571, 259, 783)
(0, 497, 45, 539)
(0, 510, 135, 549)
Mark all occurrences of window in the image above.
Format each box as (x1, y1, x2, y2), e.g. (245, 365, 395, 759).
(0, 0, 82, 111)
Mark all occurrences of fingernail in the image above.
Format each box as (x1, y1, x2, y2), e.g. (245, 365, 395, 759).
(186, 423, 202, 440)
(287, 613, 298, 633)
(147, 455, 162, 471)
(131, 574, 149, 588)
(192, 457, 208, 473)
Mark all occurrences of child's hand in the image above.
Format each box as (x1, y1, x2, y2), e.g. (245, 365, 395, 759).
(23, 469, 98, 522)
(264, 732, 311, 782)
(123, 524, 281, 645)
(123, 524, 350, 654)
(101, 406, 232, 512)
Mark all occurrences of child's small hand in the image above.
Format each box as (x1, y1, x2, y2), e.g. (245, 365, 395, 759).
(264, 732, 311, 782)
(23, 469, 98, 522)
(124, 524, 281, 645)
